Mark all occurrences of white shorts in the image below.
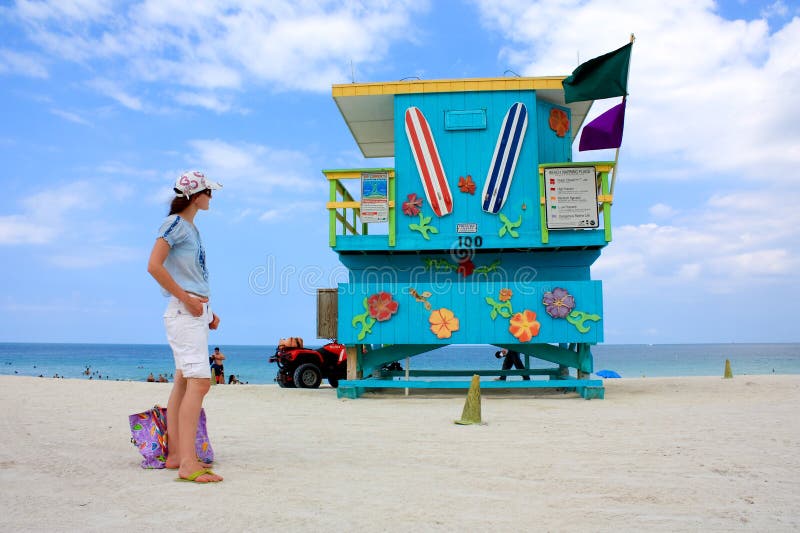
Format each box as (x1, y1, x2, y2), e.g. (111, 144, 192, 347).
(164, 296, 212, 379)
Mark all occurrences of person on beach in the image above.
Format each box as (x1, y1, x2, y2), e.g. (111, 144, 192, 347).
(210, 347, 226, 384)
(494, 348, 530, 381)
(147, 372, 155, 382)
(147, 170, 223, 484)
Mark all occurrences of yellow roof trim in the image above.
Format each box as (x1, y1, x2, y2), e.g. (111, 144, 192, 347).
(332, 76, 567, 98)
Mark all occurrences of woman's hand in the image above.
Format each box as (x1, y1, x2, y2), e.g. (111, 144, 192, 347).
(183, 296, 207, 317)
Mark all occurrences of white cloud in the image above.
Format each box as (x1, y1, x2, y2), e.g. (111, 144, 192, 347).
(174, 92, 235, 113)
(0, 215, 58, 244)
(50, 245, 140, 268)
(474, 1, 800, 181)
(87, 78, 143, 110)
(258, 201, 320, 222)
(95, 162, 161, 179)
(15, 0, 114, 22)
(0, 48, 48, 78)
(0, 181, 91, 244)
(761, 1, 790, 19)
(186, 139, 319, 196)
(0, 180, 139, 267)
(649, 203, 677, 218)
(50, 108, 92, 126)
(6, 1, 429, 109)
(594, 185, 800, 292)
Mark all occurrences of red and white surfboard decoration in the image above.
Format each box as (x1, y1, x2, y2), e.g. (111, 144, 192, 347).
(404, 106, 453, 217)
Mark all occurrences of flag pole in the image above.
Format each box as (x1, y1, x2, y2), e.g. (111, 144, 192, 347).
(609, 33, 635, 198)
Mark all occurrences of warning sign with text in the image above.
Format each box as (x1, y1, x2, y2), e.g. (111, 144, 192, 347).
(544, 167, 599, 230)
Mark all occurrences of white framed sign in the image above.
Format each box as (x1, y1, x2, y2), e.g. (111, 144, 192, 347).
(544, 166, 599, 230)
(360, 172, 389, 223)
(456, 223, 478, 234)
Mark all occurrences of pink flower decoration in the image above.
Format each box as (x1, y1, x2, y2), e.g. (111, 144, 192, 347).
(402, 193, 423, 216)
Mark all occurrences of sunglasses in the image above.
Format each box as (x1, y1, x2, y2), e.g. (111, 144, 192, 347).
(202, 189, 213, 197)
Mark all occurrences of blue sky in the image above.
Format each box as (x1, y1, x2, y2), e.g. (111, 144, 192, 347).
(1, 0, 799, 345)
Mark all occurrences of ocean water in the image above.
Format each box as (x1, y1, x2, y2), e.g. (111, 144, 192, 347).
(0, 342, 798, 384)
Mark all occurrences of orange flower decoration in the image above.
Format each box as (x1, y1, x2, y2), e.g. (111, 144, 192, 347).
(548, 108, 570, 137)
(508, 310, 541, 342)
(458, 175, 476, 195)
(429, 307, 460, 339)
(498, 288, 513, 302)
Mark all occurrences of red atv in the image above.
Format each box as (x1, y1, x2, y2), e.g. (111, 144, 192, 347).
(269, 338, 347, 388)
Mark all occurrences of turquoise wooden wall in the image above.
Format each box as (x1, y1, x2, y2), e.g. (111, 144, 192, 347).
(537, 100, 573, 164)
(337, 250, 601, 282)
(394, 90, 538, 250)
(333, 89, 604, 347)
(391, 90, 575, 252)
(336, 280, 603, 345)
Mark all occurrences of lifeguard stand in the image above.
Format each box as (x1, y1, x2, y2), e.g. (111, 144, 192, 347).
(322, 77, 614, 399)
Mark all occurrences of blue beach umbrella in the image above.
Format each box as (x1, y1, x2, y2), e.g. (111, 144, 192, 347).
(596, 369, 621, 378)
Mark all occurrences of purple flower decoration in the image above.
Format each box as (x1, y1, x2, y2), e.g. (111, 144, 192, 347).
(542, 287, 575, 319)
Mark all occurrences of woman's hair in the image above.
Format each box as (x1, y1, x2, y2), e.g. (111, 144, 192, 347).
(168, 190, 207, 215)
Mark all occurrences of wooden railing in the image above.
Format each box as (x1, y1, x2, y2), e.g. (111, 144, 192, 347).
(538, 162, 615, 244)
(322, 168, 396, 247)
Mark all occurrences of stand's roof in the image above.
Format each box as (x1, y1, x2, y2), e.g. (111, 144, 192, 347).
(332, 76, 593, 158)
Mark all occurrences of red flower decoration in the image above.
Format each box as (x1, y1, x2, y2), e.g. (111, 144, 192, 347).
(457, 258, 475, 277)
(367, 292, 399, 322)
(402, 193, 423, 216)
(458, 175, 476, 195)
(549, 108, 570, 137)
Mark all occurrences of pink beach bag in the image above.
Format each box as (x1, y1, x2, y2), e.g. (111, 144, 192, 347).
(128, 405, 214, 469)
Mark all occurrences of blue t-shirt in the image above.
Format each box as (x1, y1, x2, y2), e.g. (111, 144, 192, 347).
(157, 215, 210, 298)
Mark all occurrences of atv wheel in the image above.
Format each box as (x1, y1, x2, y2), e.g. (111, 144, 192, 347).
(293, 363, 322, 388)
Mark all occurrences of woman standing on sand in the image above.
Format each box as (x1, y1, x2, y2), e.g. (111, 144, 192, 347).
(147, 170, 223, 483)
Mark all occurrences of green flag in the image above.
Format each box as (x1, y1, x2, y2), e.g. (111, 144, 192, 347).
(562, 43, 632, 103)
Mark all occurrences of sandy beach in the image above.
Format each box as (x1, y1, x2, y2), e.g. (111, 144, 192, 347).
(1, 375, 798, 532)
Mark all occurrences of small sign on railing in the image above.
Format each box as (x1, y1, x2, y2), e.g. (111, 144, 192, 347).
(360, 172, 388, 223)
(544, 166, 599, 229)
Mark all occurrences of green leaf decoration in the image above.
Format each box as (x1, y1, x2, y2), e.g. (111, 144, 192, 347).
(409, 213, 438, 240)
(498, 213, 523, 238)
(566, 310, 601, 334)
(484, 296, 513, 321)
(474, 260, 501, 275)
(351, 297, 377, 340)
(423, 258, 456, 272)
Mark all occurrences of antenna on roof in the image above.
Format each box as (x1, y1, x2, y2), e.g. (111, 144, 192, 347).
(503, 69, 520, 77)
(399, 76, 421, 81)
(350, 60, 355, 83)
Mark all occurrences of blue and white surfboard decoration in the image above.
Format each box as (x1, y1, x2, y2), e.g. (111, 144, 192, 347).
(482, 102, 528, 214)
